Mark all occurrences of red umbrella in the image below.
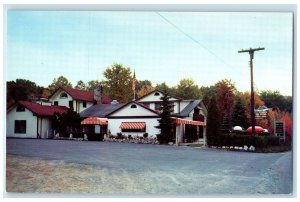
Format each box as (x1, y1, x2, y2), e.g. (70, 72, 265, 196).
(246, 126, 265, 134)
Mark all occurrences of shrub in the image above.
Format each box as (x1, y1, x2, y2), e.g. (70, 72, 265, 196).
(116, 132, 124, 139)
(143, 133, 148, 138)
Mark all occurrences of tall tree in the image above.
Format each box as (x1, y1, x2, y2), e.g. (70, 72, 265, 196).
(48, 76, 72, 93)
(7, 79, 42, 104)
(86, 80, 102, 91)
(231, 96, 249, 129)
(137, 85, 155, 99)
(103, 63, 132, 103)
(156, 89, 175, 144)
(215, 79, 237, 127)
(206, 95, 220, 146)
(175, 78, 200, 99)
(260, 90, 291, 112)
(136, 80, 152, 92)
(75, 80, 87, 90)
(241, 91, 265, 122)
(199, 85, 217, 107)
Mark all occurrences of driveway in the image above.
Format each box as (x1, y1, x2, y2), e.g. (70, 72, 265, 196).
(6, 138, 292, 195)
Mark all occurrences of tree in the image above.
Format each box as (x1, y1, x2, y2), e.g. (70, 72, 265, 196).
(174, 78, 200, 99)
(86, 80, 102, 91)
(136, 80, 152, 92)
(206, 95, 220, 146)
(260, 90, 291, 112)
(231, 96, 249, 129)
(156, 89, 175, 144)
(48, 76, 72, 93)
(75, 80, 87, 90)
(240, 91, 265, 122)
(137, 85, 155, 98)
(215, 79, 237, 128)
(155, 82, 176, 95)
(103, 63, 132, 103)
(52, 109, 81, 135)
(40, 88, 51, 98)
(7, 79, 42, 104)
(199, 85, 217, 107)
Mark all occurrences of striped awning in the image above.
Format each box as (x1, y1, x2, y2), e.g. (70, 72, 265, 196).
(120, 122, 146, 129)
(81, 117, 108, 125)
(175, 118, 205, 126)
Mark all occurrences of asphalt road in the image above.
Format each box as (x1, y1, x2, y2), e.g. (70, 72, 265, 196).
(6, 138, 293, 195)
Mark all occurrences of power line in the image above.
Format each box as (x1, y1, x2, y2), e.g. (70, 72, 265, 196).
(155, 12, 230, 68)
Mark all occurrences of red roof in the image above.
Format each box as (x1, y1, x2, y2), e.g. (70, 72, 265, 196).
(18, 101, 68, 117)
(59, 87, 111, 104)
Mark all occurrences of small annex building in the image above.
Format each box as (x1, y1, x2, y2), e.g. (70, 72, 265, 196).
(48, 86, 111, 113)
(6, 100, 68, 138)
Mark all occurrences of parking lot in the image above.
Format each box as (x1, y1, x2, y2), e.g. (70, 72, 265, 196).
(6, 138, 292, 195)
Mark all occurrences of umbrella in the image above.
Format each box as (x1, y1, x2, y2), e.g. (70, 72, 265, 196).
(246, 126, 265, 134)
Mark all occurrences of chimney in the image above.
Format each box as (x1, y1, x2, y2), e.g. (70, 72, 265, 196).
(94, 85, 103, 104)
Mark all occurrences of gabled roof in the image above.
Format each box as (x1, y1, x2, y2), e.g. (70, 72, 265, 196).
(136, 89, 182, 102)
(106, 101, 160, 117)
(80, 103, 124, 118)
(178, 100, 202, 117)
(49, 87, 111, 103)
(13, 101, 68, 117)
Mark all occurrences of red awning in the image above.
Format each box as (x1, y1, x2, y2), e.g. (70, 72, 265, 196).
(81, 117, 108, 125)
(120, 122, 146, 129)
(175, 118, 205, 126)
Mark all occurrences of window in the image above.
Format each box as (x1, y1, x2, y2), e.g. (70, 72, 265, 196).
(69, 101, 73, 108)
(154, 92, 160, 96)
(143, 103, 150, 108)
(54, 101, 59, 106)
(60, 92, 68, 99)
(15, 120, 26, 133)
(121, 128, 146, 132)
(130, 104, 137, 108)
(155, 103, 161, 111)
(83, 101, 87, 108)
(16, 105, 25, 112)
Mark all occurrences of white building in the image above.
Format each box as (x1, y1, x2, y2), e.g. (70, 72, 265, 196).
(6, 100, 68, 138)
(48, 87, 111, 113)
(106, 101, 161, 138)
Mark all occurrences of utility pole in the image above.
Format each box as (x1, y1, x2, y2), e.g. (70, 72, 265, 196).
(238, 47, 265, 135)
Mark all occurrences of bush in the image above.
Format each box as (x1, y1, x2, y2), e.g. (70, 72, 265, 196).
(116, 132, 125, 139)
(143, 133, 148, 138)
(208, 134, 280, 149)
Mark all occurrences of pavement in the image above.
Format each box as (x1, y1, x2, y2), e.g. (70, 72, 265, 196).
(5, 138, 293, 195)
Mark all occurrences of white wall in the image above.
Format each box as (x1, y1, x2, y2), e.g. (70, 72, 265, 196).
(50, 90, 93, 113)
(108, 118, 160, 138)
(109, 103, 158, 117)
(179, 101, 191, 113)
(7, 106, 38, 138)
(50, 90, 73, 108)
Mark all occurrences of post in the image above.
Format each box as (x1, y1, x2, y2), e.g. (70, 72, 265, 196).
(238, 47, 265, 135)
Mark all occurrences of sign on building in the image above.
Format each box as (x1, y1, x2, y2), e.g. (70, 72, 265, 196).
(274, 121, 285, 143)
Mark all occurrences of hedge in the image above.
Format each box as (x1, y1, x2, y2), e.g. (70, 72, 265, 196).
(208, 134, 280, 149)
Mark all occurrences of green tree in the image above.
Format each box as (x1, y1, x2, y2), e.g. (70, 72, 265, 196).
(260, 90, 291, 112)
(206, 95, 220, 146)
(75, 80, 87, 90)
(136, 80, 152, 92)
(231, 96, 249, 129)
(103, 63, 132, 103)
(7, 79, 42, 105)
(48, 76, 72, 93)
(156, 89, 175, 144)
(86, 80, 102, 91)
(174, 78, 200, 99)
(199, 85, 217, 107)
(155, 82, 176, 95)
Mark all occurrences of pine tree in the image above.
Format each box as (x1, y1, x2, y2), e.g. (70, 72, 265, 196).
(231, 96, 249, 129)
(156, 89, 175, 144)
(206, 95, 220, 146)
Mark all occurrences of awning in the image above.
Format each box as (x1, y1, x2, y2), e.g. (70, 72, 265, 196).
(120, 122, 146, 129)
(175, 118, 205, 126)
(81, 117, 108, 125)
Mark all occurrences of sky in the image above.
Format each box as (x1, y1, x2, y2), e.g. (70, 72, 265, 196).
(6, 11, 293, 95)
